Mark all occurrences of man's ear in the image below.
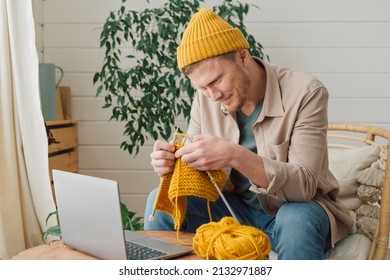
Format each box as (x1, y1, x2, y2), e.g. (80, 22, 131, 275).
(237, 49, 250, 66)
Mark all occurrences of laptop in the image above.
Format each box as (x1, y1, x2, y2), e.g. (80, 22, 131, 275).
(52, 169, 193, 260)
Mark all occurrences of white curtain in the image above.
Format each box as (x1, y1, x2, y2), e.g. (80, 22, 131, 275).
(0, 0, 56, 259)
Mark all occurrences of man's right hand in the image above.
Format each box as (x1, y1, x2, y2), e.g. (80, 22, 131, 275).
(150, 140, 176, 176)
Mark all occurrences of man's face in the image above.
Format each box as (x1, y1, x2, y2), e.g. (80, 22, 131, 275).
(187, 55, 250, 113)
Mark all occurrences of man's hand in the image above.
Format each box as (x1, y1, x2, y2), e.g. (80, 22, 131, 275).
(175, 134, 233, 170)
(150, 140, 176, 176)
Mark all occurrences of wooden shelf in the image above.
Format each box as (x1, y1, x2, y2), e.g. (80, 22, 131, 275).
(46, 120, 78, 203)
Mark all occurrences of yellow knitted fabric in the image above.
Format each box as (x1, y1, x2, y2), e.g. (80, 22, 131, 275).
(152, 134, 227, 230)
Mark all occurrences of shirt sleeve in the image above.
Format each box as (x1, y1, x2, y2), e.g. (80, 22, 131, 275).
(252, 86, 330, 202)
(186, 91, 202, 141)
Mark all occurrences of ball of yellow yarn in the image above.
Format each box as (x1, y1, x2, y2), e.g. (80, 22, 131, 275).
(192, 217, 271, 260)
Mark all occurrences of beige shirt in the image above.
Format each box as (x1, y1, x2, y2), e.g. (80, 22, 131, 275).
(187, 58, 354, 247)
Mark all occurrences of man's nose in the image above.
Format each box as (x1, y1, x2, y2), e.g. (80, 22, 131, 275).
(207, 88, 222, 102)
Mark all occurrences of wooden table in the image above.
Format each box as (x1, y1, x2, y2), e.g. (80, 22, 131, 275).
(11, 231, 200, 260)
(11, 230, 390, 260)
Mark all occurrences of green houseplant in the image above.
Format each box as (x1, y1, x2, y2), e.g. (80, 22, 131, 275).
(94, 0, 268, 155)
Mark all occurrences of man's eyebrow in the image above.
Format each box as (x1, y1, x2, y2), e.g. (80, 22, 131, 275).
(200, 73, 222, 88)
(210, 74, 222, 84)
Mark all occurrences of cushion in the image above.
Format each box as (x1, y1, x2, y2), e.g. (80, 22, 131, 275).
(269, 234, 371, 260)
(328, 145, 380, 210)
(324, 234, 371, 260)
(270, 145, 381, 260)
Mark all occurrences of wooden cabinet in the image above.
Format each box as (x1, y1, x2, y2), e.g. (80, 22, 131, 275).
(46, 120, 78, 181)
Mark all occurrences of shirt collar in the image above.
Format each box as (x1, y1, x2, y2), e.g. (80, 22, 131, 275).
(220, 57, 285, 119)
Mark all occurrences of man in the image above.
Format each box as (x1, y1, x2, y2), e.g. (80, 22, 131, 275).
(144, 8, 353, 260)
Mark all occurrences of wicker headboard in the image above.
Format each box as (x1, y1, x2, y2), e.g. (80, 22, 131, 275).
(327, 123, 390, 259)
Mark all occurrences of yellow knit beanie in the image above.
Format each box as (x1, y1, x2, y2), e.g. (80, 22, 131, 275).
(177, 8, 250, 71)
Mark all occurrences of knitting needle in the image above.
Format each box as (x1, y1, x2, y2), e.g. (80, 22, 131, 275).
(186, 135, 240, 224)
(205, 171, 240, 223)
(149, 126, 179, 222)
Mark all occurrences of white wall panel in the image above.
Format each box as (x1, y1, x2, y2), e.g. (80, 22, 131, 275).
(60, 73, 97, 97)
(32, 0, 43, 24)
(32, 0, 43, 62)
(44, 0, 390, 23)
(77, 121, 127, 145)
(43, 49, 103, 72)
(248, 23, 390, 48)
(71, 97, 108, 121)
(246, 0, 390, 22)
(38, 0, 390, 217)
(44, 24, 101, 48)
(78, 121, 156, 146)
(44, 0, 167, 23)
(60, 72, 390, 99)
(78, 121, 188, 148)
(44, 0, 124, 23)
(78, 146, 153, 170)
(316, 74, 390, 99)
(265, 48, 390, 73)
(47, 47, 390, 76)
(72, 96, 189, 122)
(34, 24, 43, 52)
(44, 22, 390, 49)
(80, 170, 159, 194)
(328, 99, 390, 123)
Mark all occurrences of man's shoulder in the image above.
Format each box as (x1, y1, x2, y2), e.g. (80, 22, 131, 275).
(267, 63, 324, 90)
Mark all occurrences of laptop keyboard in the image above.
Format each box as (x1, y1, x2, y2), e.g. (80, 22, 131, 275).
(125, 241, 168, 260)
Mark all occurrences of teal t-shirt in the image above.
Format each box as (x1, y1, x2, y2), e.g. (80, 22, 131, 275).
(230, 101, 263, 209)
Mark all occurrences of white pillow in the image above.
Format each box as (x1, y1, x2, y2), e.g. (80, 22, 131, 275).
(324, 234, 371, 260)
(328, 145, 380, 210)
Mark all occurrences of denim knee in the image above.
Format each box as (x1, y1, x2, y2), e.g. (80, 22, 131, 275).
(143, 187, 175, 230)
(272, 201, 330, 260)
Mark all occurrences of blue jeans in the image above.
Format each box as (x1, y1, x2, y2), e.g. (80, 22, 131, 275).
(144, 188, 330, 260)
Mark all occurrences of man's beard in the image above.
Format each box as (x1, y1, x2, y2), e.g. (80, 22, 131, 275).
(226, 68, 250, 113)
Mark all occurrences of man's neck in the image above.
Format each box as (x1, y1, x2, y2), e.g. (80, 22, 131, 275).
(240, 59, 266, 116)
